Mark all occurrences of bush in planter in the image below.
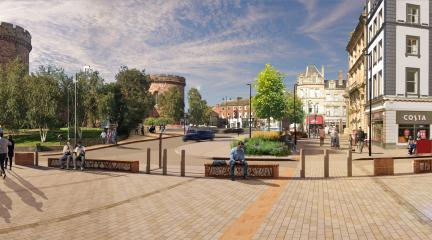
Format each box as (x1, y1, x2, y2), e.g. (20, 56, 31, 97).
(231, 138, 290, 156)
(252, 131, 281, 141)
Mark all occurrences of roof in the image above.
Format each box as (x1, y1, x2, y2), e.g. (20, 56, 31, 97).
(304, 65, 323, 78)
(324, 80, 347, 89)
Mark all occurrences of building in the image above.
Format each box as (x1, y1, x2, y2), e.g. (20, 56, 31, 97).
(148, 74, 186, 118)
(366, 0, 432, 148)
(296, 65, 347, 133)
(346, 10, 368, 132)
(0, 22, 32, 71)
(213, 97, 255, 128)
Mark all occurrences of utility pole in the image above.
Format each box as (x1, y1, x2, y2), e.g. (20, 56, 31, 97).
(74, 73, 78, 146)
(247, 83, 252, 138)
(294, 83, 297, 145)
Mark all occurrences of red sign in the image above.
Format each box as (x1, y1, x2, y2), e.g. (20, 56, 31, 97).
(307, 116, 324, 125)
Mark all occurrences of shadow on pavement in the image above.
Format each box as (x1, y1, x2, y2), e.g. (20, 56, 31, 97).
(4, 177, 43, 212)
(9, 171, 48, 200)
(0, 186, 12, 223)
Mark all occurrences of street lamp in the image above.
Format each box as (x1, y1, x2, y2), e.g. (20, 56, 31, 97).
(293, 83, 297, 145)
(74, 73, 78, 146)
(247, 83, 252, 138)
(308, 100, 312, 138)
(314, 103, 318, 138)
(364, 49, 372, 156)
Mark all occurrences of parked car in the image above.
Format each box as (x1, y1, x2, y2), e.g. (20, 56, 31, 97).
(183, 130, 215, 142)
(223, 128, 244, 134)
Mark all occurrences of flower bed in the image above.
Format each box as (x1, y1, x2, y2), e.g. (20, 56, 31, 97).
(232, 131, 290, 156)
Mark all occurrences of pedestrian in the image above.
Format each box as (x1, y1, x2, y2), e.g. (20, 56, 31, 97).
(334, 129, 340, 149)
(140, 125, 144, 135)
(59, 141, 72, 169)
(356, 127, 365, 153)
(5, 135, 14, 170)
(0, 132, 11, 179)
(229, 141, 248, 181)
(330, 128, 336, 147)
(319, 127, 325, 147)
(112, 129, 117, 144)
(100, 130, 106, 144)
(107, 129, 112, 144)
(134, 127, 139, 135)
(73, 141, 86, 171)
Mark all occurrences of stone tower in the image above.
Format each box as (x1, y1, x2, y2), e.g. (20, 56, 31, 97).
(148, 74, 186, 117)
(0, 22, 32, 71)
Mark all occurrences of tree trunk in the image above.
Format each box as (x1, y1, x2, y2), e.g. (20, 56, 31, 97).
(267, 117, 270, 131)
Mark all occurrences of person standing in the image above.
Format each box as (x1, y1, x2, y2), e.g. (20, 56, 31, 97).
(5, 135, 14, 170)
(73, 141, 86, 171)
(229, 141, 248, 181)
(100, 130, 107, 144)
(356, 127, 366, 153)
(0, 132, 11, 179)
(140, 125, 144, 135)
(59, 141, 72, 169)
(319, 127, 325, 147)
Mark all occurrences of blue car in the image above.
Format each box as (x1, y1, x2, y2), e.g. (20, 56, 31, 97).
(183, 130, 215, 142)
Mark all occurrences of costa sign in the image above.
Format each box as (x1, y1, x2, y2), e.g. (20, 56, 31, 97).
(396, 111, 432, 124)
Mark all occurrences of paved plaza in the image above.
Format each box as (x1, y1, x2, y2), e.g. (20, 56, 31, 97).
(0, 136, 431, 240)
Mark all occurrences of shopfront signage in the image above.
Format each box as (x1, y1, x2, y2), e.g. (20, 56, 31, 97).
(396, 111, 432, 124)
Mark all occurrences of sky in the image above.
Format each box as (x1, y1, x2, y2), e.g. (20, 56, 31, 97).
(1, 0, 365, 105)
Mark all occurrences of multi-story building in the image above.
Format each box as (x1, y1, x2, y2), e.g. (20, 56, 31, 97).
(213, 97, 255, 128)
(366, 0, 432, 147)
(296, 65, 347, 133)
(346, 10, 368, 132)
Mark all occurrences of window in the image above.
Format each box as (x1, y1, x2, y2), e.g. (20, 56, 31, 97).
(373, 46, 377, 65)
(373, 74, 377, 98)
(369, 26, 372, 42)
(406, 36, 419, 56)
(379, 10, 382, 28)
(233, 106, 236, 110)
(373, 19, 377, 35)
(378, 71, 383, 96)
(239, 106, 242, 110)
(406, 68, 419, 94)
(378, 40, 382, 61)
(399, 124, 429, 143)
(244, 106, 247, 110)
(407, 4, 420, 24)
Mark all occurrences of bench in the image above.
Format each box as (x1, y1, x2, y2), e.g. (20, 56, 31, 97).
(204, 162, 279, 178)
(48, 158, 139, 173)
(413, 159, 432, 173)
(15, 152, 36, 166)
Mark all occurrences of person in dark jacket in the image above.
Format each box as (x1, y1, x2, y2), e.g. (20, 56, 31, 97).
(6, 135, 14, 170)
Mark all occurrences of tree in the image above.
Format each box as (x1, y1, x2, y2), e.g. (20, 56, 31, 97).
(115, 66, 154, 136)
(158, 87, 184, 123)
(26, 68, 62, 142)
(187, 88, 207, 126)
(252, 64, 287, 130)
(0, 59, 29, 131)
(285, 91, 305, 126)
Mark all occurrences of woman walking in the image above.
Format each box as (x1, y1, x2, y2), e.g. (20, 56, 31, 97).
(6, 135, 14, 170)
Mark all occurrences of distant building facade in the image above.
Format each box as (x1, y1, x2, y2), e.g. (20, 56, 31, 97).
(148, 74, 186, 118)
(213, 97, 255, 128)
(365, 0, 432, 147)
(346, 10, 368, 132)
(324, 72, 347, 129)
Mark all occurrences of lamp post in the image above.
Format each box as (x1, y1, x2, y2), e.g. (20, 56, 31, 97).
(294, 83, 297, 145)
(67, 81, 70, 140)
(247, 83, 252, 138)
(74, 73, 78, 146)
(364, 49, 372, 156)
(314, 104, 318, 138)
(308, 100, 312, 138)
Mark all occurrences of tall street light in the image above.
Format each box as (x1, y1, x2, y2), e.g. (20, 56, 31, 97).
(74, 73, 78, 146)
(308, 100, 312, 138)
(247, 83, 252, 138)
(364, 49, 372, 156)
(293, 83, 297, 145)
(67, 81, 70, 140)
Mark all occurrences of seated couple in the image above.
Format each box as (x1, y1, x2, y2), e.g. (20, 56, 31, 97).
(59, 141, 86, 170)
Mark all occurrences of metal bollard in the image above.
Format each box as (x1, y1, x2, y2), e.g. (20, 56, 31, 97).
(181, 150, 185, 177)
(324, 149, 329, 178)
(347, 149, 352, 177)
(163, 149, 167, 175)
(300, 149, 305, 178)
(146, 148, 151, 174)
(159, 133, 162, 168)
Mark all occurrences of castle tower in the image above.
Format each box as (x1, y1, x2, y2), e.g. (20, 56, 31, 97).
(0, 22, 32, 71)
(148, 74, 186, 117)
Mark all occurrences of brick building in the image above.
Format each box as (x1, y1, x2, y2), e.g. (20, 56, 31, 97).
(213, 97, 255, 128)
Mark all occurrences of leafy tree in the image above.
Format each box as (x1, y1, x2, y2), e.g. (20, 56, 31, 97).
(0, 59, 28, 131)
(252, 64, 287, 130)
(187, 88, 207, 126)
(158, 87, 184, 123)
(115, 66, 154, 136)
(26, 68, 62, 142)
(285, 92, 305, 126)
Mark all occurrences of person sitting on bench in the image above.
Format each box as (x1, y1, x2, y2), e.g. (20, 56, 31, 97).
(73, 141, 86, 171)
(229, 141, 248, 181)
(59, 141, 72, 169)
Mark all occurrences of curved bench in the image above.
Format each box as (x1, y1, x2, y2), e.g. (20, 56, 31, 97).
(205, 162, 279, 178)
(48, 158, 139, 173)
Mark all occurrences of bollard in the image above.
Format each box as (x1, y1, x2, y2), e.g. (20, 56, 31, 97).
(324, 149, 329, 178)
(347, 149, 352, 177)
(146, 148, 151, 174)
(34, 151, 39, 166)
(181, 150, 185, 177)
(163, 149, 167, 175)
(300, 149, 305, 178)
(159, 133, 162, 168)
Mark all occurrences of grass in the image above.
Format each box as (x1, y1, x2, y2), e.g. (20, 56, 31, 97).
(8, 128, 102, 147)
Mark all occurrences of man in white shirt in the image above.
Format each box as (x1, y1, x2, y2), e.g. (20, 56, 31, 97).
(0, 132, 11, 179)
(59, 142, 72, 169)
(73, 141, 86, 171)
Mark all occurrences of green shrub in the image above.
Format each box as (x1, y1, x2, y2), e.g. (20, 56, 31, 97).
(251, 131, 281, 141)
(230, 138, 290, 156)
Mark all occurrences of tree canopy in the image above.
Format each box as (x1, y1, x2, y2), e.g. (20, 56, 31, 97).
(158, 87, 184, 123)
(187, 88, 208, 126)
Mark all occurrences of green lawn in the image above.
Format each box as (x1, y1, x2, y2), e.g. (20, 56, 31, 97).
(10, 128, 102, 147)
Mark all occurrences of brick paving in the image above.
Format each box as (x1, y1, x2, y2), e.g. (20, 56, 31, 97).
(0, 138, 431, 239)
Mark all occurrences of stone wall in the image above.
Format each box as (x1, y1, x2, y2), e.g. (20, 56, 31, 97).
(0, 22, 32, 70)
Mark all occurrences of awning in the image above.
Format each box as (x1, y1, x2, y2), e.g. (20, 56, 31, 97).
(307, 115, 324, 125)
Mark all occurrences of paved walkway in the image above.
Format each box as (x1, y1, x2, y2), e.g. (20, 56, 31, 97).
(0, 138, 431, 240)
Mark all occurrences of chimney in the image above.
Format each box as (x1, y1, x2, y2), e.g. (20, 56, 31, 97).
(321, 65, 325, 79)
(338, 70, 343, 86)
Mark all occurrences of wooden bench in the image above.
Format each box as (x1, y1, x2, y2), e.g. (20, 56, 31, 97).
(48, 158, 139, 173)
(15, 152, 36, 166)
(413, 159, 432, 173)
(205, 162, 279, 178)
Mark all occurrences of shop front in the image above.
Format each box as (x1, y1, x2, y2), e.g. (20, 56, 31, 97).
(396, 111, 432, 143)
(371, 111, 384, 143)
(306, 115, 324, 136)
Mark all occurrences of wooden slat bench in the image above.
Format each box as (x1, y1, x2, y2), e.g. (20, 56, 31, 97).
(205, 162, 279, 178)
(48, 158, 139, 173)
(413, 159, 432, 173)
